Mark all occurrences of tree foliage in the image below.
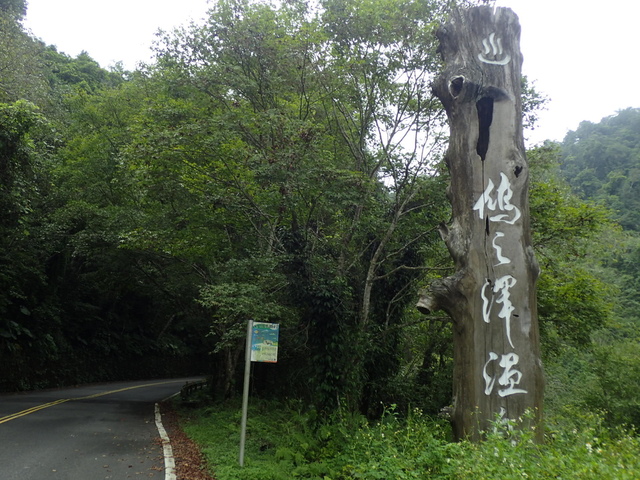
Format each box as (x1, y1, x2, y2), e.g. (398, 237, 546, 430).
(139, 0, 456, 411)
(534, 110, 640, 428)
(558, 109, 640, 333)
(0, 9, 48, 104)
(0, 0, 26, 19)
(527, 143, 617, 353)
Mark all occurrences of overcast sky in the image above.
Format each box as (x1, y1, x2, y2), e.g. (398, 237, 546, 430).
(23, 0, 640, 145)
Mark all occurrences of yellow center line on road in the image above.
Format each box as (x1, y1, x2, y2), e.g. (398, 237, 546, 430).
(0, 379, 185, 425)
(72, 379, 184, 401)
(0, 398, 71, 424)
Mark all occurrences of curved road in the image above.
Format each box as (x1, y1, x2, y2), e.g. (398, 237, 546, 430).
(0, 377, 202, 479)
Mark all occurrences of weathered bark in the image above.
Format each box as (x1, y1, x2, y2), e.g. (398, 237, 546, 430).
(418, 6, 544, 441)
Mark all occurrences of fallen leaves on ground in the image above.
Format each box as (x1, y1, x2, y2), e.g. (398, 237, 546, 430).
(157, 402, 216, 480)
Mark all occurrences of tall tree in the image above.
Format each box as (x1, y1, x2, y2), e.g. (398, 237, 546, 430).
(137, 0, 462, 409)
(421, 6, 543, 441)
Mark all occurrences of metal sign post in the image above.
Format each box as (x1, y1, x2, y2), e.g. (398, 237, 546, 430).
(239, 321, 279, 466)
(239, 320, 253, 467)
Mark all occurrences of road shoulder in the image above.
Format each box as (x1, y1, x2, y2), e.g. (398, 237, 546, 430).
(157, 402, 216, 480)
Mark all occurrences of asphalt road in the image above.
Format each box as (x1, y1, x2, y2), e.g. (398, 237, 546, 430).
(0, 377, 202, 480)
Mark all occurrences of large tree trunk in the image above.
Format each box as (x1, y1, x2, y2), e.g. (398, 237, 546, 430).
(418, 6, 544, 441)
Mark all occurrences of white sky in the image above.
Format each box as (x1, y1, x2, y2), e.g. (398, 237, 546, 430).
(497, 0, 640, 144)
(23, 0, 640, 145)
(23, 0, 211, 67)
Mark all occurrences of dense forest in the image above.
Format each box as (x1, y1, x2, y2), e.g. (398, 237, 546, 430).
(1, 0, 639, 440)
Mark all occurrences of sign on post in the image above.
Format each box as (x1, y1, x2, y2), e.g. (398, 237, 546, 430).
(240, 320, 280, 466)
(250, 322, 279, 363)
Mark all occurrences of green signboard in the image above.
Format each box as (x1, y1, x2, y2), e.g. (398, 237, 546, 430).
(250, 322, 279, 363)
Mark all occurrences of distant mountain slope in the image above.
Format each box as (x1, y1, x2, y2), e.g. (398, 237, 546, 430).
(560, 108, 640, 231)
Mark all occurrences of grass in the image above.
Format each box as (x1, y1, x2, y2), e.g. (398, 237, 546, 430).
(174, 396, 640, 480)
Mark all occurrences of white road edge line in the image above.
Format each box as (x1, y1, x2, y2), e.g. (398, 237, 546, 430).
(155, 403, 177, 480)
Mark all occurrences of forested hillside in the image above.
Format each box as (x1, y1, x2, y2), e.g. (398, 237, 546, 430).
(0, 0, 213, 389)
(559, 110, 640, 333)
(556, 110, 640, 428)
(561, 108, 640, 231)
(1, 0, 638, 442)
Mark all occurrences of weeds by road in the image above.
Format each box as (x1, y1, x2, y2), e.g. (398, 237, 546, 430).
(173, 396, 640, 480)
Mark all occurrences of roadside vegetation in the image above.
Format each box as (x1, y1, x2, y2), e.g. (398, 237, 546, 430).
(173, 395, 640, 479)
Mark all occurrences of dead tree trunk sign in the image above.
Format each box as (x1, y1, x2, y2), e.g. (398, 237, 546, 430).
(418, 6, 544, 441)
